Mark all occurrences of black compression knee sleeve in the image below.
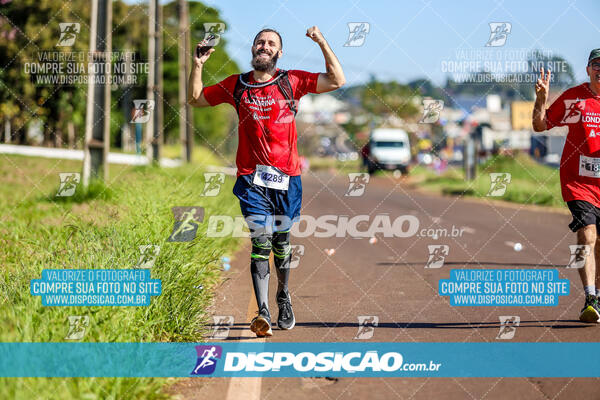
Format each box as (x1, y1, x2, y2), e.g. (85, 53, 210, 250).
(250, 234, 272, 310)
(272, 230, 291, 296)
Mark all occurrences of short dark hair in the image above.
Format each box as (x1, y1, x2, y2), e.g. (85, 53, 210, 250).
(253, 28, 283, 50)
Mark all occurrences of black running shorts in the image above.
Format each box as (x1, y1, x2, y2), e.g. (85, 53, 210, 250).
(567, 200, 600, 232)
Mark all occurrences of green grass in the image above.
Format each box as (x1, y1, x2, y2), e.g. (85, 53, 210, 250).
(307, 156, 362, 174)
(162, 143, 226, 167)
(0, 153, 241, 399)
(411, 153, 564, 207)
(110, 143, 227, 167)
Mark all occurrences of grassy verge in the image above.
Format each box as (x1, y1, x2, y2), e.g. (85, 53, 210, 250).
(306, 156, 362, 174)
(110, 143, 227, 167)
(0, 153, 240, 399)
(162, 143, 227, 167)
(410, 153, 564, 208)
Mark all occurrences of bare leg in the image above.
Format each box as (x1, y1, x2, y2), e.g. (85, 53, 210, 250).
(595, 232, 600, 292)
(577, 225, 596, 290)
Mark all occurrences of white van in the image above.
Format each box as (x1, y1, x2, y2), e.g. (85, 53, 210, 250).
(364, 128, 411, 174)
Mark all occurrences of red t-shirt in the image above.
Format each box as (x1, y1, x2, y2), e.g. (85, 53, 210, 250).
(546, 83, 600, 206)
(203, 69, 319, 176)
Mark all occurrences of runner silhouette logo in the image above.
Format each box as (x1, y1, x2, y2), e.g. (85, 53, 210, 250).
(57, 23, 80, 47)
(201, 173, 225, 196)
(485, 22, 511, 47)
(426, 245, 449, 269)
(567, 245, 590, 269)
(420, 100, 444, 123)
(344, 22, 370, 47)
(345, 173, 370, 196)
(203, 23, 225, 46)
(131, 100, 155, 123)
(168, 206, 205, 242)
(561, 99, 586, 124)
(191, 345, 222, 375)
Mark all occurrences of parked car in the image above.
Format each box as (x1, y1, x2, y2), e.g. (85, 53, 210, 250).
(364, 128, 411, 174)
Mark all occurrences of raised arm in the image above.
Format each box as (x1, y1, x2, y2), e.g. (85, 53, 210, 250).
(532, 67, 551, 132)
(306, 26, 346, 93)
(187, 44, 215, 107)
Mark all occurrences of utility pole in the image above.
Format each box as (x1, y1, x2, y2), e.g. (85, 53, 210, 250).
(146, 0, 163, 163)
(83, 0, 112, 187)
(121, 44, 133, 152)
(178, 0, 193, 162)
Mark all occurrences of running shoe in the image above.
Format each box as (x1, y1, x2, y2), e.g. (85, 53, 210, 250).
(277, 290, 296, 330)
(579, 294, 600, 323)
(250, 306, 273, 337)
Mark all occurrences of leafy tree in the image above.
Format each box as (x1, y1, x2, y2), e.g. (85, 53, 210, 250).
(0, 0, 239, 152)
(162, 1, 239, 150)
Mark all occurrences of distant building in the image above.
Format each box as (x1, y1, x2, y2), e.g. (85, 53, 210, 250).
(297, 94, 348, 124)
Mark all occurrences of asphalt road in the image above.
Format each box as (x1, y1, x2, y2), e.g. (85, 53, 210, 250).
(171, 169, 599, 400)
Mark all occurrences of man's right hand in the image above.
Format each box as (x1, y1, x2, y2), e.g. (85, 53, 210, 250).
(532, 67, 551, 132)
(535, 67, 551, 103)
(188, 45, 214, 107)
(193, 44, 215, 67)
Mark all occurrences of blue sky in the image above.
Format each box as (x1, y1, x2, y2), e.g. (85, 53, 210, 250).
(200, 0, 600, 86)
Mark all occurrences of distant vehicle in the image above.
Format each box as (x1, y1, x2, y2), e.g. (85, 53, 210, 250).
(364, 128, 411, 174)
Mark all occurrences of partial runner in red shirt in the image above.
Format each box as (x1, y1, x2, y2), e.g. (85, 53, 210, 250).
(533, 48, 600, 323)
(188, 26, 345, 337)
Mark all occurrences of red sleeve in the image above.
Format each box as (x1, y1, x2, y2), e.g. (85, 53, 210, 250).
(288, 70, 320, 99)
(202, 75, 238, 106)
(545, 90, 569, 129)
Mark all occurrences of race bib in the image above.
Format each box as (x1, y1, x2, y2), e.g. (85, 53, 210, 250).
(579, 155, 600, 178)
(253, 165, 290, 190)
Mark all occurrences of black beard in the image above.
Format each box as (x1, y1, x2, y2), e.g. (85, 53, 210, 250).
(251, 50, 279, 72)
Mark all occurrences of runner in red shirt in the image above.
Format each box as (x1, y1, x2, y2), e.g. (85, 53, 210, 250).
(533, 49, 600, 323)
(188, 26, 345, 337)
